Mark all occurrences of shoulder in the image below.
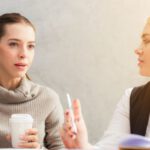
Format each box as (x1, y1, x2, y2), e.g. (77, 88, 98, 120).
(27, 80, 60, 105)
(124, 87, 133, 97)
(116, 83, 149, 110)
(118, 88, 133, 103)
(128, 82, 150, 101)
(120, 82, 150, 106)
(123, 81, 150, 98)
(116, 88, 133, 109)
(121, 85, 143, 100)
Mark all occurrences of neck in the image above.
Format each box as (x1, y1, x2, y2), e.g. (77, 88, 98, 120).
(0, 77, 22, 90)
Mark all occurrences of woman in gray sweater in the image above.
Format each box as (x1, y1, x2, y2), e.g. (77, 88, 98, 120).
(0, 13, 64, 150)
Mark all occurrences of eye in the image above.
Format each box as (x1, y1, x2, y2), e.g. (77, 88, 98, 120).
(28, 44, 35, 50)
(9, 42, 19, 47)
(143, 38, 150, 44)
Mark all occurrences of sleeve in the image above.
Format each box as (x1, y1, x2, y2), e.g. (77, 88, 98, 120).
(44, 92, 64, 150)
(95, 88, 133, 150)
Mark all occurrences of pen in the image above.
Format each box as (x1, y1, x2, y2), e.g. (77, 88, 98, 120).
(66, 93, 77, 133)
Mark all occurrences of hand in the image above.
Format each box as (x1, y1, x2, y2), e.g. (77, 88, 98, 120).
(60, 99, 93, 149)
(7, 128, 40, 148)
(18, 128, 40, 148)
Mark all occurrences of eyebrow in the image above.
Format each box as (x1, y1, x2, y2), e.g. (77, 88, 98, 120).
(8, 38, 36, 44)
(141, 34, 150, 39)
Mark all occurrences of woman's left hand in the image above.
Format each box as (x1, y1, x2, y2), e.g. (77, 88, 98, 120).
(18, 128, 40, 149)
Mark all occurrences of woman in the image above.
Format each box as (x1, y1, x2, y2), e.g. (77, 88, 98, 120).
(0, 13, 64, 150)
(61, 17, 150, 150)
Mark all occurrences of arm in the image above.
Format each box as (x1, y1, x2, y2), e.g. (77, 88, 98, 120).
(95, 88, 132, 149)
(44, 94, 64, 150)
(61, 88, 132, 150)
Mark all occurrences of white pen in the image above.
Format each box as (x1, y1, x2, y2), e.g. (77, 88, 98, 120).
(66, 93, 77, 133)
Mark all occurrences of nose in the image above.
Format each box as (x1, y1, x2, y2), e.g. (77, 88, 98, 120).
(135, 44, 144, 55)
(19, 46, 27, 59)
(135, 48, 142, 55)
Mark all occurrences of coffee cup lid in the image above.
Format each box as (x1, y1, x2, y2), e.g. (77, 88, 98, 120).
(10, 114, 33, 122)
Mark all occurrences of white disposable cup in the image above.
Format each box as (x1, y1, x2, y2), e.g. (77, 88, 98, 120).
(9, 114, 33, 148)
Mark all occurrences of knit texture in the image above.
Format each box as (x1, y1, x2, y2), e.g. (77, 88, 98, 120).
(0, 78, 64, 150)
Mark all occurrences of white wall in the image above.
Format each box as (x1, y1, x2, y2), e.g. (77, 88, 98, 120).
(0, 0, 150, 143)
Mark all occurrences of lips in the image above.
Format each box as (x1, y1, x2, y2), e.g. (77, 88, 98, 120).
(137, 58, 144, 66)
(14, 63, 28, 70)
(15, 63, 27, 66)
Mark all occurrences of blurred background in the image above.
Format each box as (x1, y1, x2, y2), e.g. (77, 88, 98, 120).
(1, 0, 150, 144)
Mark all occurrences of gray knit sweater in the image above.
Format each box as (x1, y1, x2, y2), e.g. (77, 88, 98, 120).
(0, 78, 64, 150)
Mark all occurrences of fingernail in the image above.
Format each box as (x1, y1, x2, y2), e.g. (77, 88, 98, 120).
(70, 134, 73, 138)
(70, 134, 76, 139)
(65, 111, 69, 115)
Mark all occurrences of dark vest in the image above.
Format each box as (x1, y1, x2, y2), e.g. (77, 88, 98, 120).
(130, 81, 150, 136)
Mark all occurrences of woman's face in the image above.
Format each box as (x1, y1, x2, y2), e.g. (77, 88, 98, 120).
(135, 20, 150, 76)
(0, 23, 35, 79)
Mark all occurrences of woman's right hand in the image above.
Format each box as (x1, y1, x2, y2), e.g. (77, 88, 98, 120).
(60, 99, 93, 149)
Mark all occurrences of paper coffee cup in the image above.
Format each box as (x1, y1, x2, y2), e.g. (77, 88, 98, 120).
(9, 114, 33, 148)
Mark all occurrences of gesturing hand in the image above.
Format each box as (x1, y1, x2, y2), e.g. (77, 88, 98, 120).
(60, 99, 93, 149)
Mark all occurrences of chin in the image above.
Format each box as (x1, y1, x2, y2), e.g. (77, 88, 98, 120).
(139, 70, 150, 77)
(14, 72, 26, 78)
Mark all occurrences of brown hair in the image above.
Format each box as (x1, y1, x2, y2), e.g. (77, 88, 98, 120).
(0, 12, 35, 80)
(0, 13, 35, 39)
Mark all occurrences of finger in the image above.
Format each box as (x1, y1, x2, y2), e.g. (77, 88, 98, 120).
(60, 126, 76, 140)
(64, 110, 73, 128)
(60, 127, 70, 147)
(73, 99, 83, 121)
(64, 110, 75, 132)
(60, 127, 76, 147)
(59, 127, 66, 142)
(6, 134, 11, 141)
(64, 109, 71, 122)
(25, 128, 38, 135)
(18, 142, 40, 148)
(64, 123, 77, 135)
(62, 122, 72, 135)
(20, 135, 38, 142)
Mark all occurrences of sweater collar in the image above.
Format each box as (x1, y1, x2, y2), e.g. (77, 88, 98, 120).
(0, 78, 36, 104)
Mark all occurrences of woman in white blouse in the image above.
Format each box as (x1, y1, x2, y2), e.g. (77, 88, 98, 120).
(61, 17, 150, 150)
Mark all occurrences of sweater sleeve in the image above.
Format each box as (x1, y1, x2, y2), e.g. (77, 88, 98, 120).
(44, 92, 64, 150)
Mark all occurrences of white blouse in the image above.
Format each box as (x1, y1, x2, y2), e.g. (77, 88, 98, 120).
(95, 88, 150, 150)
